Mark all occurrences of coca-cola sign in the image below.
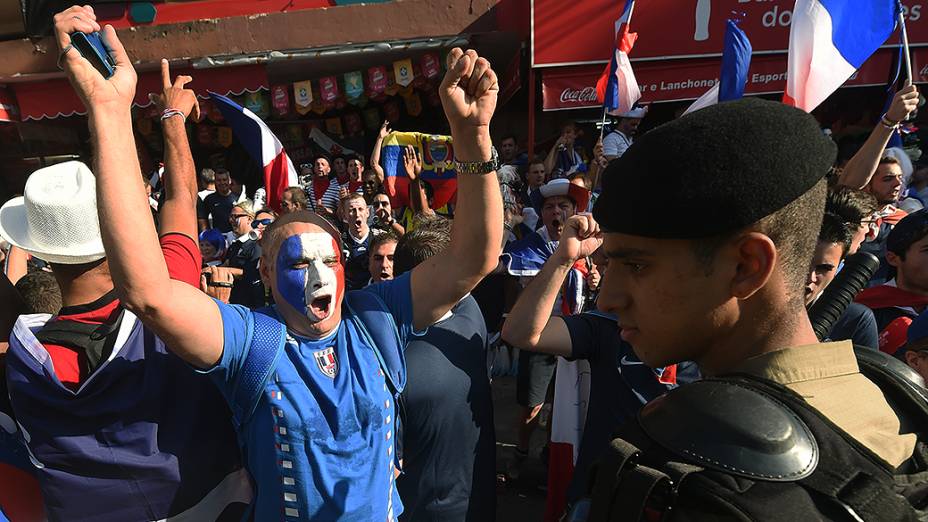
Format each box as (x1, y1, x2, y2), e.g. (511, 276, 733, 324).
(559, 86, 598, 104)
(541, 49, 907, 111)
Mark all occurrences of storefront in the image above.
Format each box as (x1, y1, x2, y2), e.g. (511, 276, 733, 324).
(528, 0, 928, 153)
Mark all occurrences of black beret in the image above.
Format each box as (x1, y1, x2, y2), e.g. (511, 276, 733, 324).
(592, 98, 837, 239)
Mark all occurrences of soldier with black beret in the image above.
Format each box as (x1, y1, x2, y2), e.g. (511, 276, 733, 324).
(579, 98, 925, 520)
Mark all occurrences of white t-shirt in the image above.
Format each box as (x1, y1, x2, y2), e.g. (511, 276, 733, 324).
(603, 130, 632, 158)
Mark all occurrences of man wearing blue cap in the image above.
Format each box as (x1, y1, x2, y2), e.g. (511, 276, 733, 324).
(903, 310, 928, 383)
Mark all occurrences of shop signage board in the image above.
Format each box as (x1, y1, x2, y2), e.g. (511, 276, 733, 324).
(532, 0, 928, 67)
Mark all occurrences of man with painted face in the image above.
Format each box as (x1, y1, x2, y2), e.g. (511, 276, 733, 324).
(71, 15, 504, 520)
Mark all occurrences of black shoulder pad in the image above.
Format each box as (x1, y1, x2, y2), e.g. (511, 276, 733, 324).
(638, 379, 818, 482)
(854, 346, 928, 402)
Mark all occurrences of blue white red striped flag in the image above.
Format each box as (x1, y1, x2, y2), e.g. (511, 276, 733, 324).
(595, 0, 641, 116)
(684, 19, 753, 115)
(208, 92, 298, 213)
(783, 0, 898, 112)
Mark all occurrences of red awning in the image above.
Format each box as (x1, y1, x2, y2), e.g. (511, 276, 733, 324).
(13, 64, 268, 121)
(0, 87, 19, 122)
(541, 49, 925, 111)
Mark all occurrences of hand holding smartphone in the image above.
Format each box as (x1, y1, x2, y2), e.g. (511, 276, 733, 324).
(70, 31, 116, 79)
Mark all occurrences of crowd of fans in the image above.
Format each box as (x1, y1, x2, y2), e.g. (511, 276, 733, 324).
(0, 4, 927, 522)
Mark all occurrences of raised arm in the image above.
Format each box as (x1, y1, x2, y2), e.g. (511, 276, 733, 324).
(838, 85, 919, 189)
(404, 145, 435, 218)
(150, 59, 200, 239)
(544, 135, 562, 179)
(370, 121, 390, 183)
(0, 271, 25, 352)
(410, 49, 503, 329)
(501, 214, 601, 355)
(55, 6, 222, 369)
(4, 245, 29, 286)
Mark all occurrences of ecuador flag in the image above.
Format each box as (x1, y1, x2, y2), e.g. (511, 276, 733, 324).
(380, 132, 457, 209)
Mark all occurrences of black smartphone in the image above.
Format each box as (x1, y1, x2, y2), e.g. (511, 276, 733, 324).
(70, 31, 116, 79)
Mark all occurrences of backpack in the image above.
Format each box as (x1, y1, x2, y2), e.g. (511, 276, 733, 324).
(226, 290, 407, 435)
(574, 348, 928, 522)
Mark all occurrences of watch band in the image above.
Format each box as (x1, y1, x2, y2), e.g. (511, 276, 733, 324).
(454, 147, 499, 175)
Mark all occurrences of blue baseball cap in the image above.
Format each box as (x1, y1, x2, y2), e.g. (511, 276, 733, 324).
(907, 310, 928, 348)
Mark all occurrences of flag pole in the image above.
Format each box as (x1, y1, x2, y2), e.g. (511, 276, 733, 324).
(898, 8, 913, 84)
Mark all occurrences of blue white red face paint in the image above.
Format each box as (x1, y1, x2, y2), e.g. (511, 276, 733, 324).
(276, 232, 344, 323)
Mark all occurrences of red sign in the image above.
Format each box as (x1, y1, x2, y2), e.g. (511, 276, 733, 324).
(0, 88, 18, 122)
(368, 66, 388, 94)
(421, 53, 441, 79)
(532, 0, 928, 67)
(271, 85, 290, 116)
(319, 76, 339, 103)
(541, 49, 913, 111)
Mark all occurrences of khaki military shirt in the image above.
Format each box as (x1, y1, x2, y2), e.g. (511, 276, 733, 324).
(734, 340, 916, 468)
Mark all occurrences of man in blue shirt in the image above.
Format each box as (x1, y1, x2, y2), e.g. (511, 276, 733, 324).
(68, 16, 504, 521)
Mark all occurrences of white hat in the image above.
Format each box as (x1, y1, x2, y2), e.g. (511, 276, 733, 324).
(0, 161, 105, 264)
(617, 104, 648, 119)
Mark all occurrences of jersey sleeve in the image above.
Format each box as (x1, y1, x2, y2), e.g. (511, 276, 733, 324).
(361, 271, 417, 345)
(563, 313, 602, 361)
(200, 299, 255, 402)
(160, 233, 202, 288)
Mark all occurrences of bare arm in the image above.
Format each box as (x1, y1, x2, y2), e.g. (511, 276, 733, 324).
(370, 121, 390, 183)
(55, 8, 223, 369)
(410, 49, 503, 330)
(501, 214, 601, 355)
(404, 146, 435, 217)
(0, 270, 25, 352)
(544, 136, 562, 178)
(5, 245, 29, 286)
(838, 85, 919, 189)
(152, 60, 200, 239)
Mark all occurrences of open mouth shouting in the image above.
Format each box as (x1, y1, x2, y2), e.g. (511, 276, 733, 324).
(277, 232, 345, 324)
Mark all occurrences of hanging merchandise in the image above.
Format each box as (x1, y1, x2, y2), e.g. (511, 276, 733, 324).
(412, 61, 428, 89)
(421, 53, 441, 80)
(344, 71, 364, 100)
(368, 66, 387, 96)
(244, 91, 269, 119)
(385, 69, 400, 97)
(272, 85, 290, 117)
(294, 80, 314, 115)
(196, 124, 213, 145)
(399, 85, 414, 97)
(426, 89, 442, 107)
(384, 99, 401, 123)
(325, 116, 343, 137)
(347, 94, 368, 107)
(320, 76, 339, 103)
(394, 58, 414, 88)
(344, 112, 363, 136)
(363, 107, 381, 130)
(217, 127, 234, 148)
(286, 124, 303, 145)
(205, 99, 225, 122)
(403, 91, 423, 117)
(136, 117, 153, 137)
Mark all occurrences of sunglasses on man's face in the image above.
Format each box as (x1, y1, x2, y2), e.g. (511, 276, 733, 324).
(253, 218, 274, 228)
(229, 214, 250, 222)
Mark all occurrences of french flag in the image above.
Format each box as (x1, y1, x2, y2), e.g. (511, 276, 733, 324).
(783, 0, 898, 112)
(684, 19, 753, 115)
(596, 0, 641, 116)
(208, 92, 298, 213)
